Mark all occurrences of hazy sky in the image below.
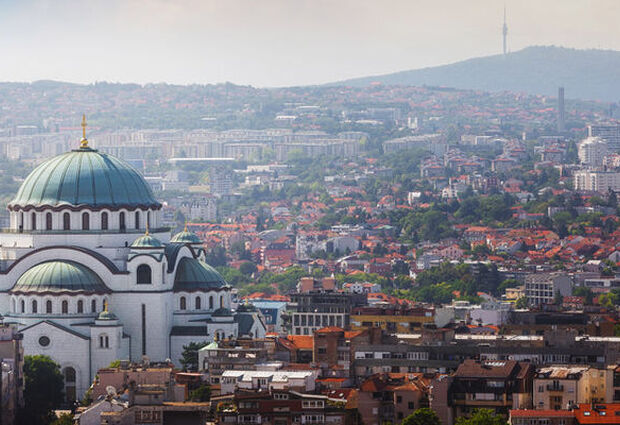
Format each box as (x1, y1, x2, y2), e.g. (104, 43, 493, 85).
(0, 0, 618, 87)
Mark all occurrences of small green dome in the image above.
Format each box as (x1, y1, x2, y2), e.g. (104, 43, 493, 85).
(213, 307, 233, 317)
(9, 147, 160, 210)
(173, 257, 227, 292)
(97, 310, 118, 320)
(131, 234, 163, 248)
(171, 225, 201, 244)
(11, 261, 110, 294)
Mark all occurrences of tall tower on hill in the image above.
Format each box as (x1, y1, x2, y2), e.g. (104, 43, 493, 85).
(503, 5, 508, 55)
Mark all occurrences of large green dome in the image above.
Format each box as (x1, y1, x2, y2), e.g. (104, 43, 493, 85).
(10, 260, 110, 294)
(9, 147, 160, 211)
(173, 257, 228, 292)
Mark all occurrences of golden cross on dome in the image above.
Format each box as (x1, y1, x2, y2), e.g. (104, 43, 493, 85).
(80, 114, 89, 148)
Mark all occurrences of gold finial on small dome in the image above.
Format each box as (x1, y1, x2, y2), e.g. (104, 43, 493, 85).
(183, 221, 188, 232)
(103, 299, 108, 312)
(80, 114, 89, 148)
(145, 221, 150, 236)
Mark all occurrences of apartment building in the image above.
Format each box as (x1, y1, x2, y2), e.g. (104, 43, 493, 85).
(533, 366, 606, 410)
(524, 273, 572, 307)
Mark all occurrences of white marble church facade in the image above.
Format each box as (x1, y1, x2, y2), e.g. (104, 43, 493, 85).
(0, 122, 252, 401)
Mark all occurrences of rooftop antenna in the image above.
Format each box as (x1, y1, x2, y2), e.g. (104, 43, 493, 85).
(503, 3, 508, 56)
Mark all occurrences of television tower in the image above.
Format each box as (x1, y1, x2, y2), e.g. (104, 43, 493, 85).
(503, 5, 508, 55)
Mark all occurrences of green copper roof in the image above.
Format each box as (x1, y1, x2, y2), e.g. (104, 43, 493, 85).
(170, 230, 201, 244)
(173, 257, 227, 292)
(131, 234, 163, 248)
(97, 310, 118, 320)
(9, 147, 160, 210)
(11, 260, 110, 294)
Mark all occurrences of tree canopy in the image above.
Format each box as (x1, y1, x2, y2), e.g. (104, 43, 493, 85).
(402, 408, 442, 425)
(19, 355, 65, 425)
(455, 409, 508, 425)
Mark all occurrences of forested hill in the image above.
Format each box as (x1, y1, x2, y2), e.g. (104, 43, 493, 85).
(330, 46, 620, 102)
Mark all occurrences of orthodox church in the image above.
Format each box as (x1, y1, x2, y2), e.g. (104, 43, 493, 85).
(0, 117, 265, 401)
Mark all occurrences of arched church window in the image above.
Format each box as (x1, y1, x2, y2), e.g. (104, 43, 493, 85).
(19, 212, 23, 233)
(195, 296, 201, 310)
(77, 300, 83, 313)
(12, 299, 15, 313)
(32, 300, 37, 314)
(101, 212, 108, 230)
(20, 300, 25, 313)
(119, 212, 126, 231)
(91, 299, 97, 313)
(64, 367, 77, 403)
(147, 211, 151, 227)
(82, 212, 90, 230)
(137, 265, 152, 284)
(220, 295, 224, 308)
(135, 211, 140, 229)
(180, 296, 186, 310)
(31, 212, 36, 230)
(209, 296, 214, 310)
(99, 334, 109, 348)
(65, 367, 76, 383)
(63, 212, 70, 230)
(46, 212, 52, 230)
(46, 300, 52, 314)
(62, 300, 68, 314)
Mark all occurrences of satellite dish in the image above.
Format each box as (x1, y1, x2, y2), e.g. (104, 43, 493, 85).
(106, 385, 117, 396)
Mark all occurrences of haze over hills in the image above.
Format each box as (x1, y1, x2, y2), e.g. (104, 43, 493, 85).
(330, 46, 620, 102)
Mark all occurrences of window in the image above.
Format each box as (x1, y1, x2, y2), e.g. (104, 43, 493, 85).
(396, 396, 402, 403)
(32, 300, 37, 313)
(63, 212, 70, 230)
(20, 300, 25, 313)
(135, 211, 140, 229)
(147, 211, 151, 227)
(82, 212, 89, 230)
(46, 300, 52, 314)
(64, 367, 77, 402)
(46, 212, 52, 230)
(180, 296, 186, 310)
(19, 212, 23, 233)
(136, 264, 152, 284)
(119, 212, 126, 231)
(62, 300, 68, 314)
(77, 300, 83, 313)
(99, 334, 109, 348)
(220, 295, 224, 308)
(408, 402, 414, 409)
(209, 296, 214, 310)
(91, 299, 97, 313)
(195, 296, 201, 310)
(39, 336, 50, 347)
(101, 212, 108, 230)
(31, 212, 36, 230)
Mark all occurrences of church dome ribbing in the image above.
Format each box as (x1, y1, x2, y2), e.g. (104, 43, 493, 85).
(10, 260, 110, 294)
(9, 147, 160, 211)
(173, 257, 227, 292)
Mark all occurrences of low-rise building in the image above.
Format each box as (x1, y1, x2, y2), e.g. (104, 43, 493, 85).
(350, 305, 435, 334)
(449, 359, 535, 418)
(533, 366, 605, 410)
(220, 369, 318, 395)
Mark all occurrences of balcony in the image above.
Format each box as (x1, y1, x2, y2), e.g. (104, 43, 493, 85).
(546, 385, 564, 392)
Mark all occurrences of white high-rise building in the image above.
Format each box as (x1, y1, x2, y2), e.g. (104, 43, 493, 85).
(578, 137, 608, 166)
(573, 170, 620, 193)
